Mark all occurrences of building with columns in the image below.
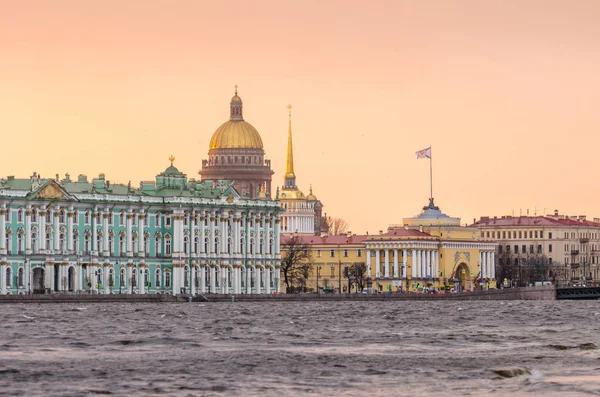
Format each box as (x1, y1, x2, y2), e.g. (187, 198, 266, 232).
(278, 105, 324, 235)
(199, 88, 274, 199)
(0, 159, 282, 296)
(283, 198, 497, 293)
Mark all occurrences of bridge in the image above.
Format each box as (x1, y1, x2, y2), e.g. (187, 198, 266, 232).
(556, 286, 600, 300)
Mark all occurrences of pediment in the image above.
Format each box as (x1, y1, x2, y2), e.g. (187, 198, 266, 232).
(34, 181, 76, 201)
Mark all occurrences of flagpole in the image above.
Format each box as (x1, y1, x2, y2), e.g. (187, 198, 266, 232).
(429, 146, 433, 201)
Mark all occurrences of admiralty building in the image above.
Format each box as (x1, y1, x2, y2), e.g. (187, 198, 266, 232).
(0, 90, 282, 295)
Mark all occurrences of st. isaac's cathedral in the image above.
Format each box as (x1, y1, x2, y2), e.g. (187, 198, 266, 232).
(0, 88, 326, 296)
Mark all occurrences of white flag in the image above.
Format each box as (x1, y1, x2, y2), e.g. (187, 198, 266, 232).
(416, 147, 431, 159)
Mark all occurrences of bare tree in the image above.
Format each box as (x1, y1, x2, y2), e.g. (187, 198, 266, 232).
(281, 235, 312, 293)
(294, 262, 313, 292)
(496, 249, 564, 287)
(347, 262, 367, 292)
(325, 215, 349, 236)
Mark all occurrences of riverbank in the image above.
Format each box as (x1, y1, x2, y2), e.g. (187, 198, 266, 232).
(0, 285, 556, 303)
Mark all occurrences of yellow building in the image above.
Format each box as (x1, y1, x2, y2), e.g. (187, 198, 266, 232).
(281, 199, 497, 293)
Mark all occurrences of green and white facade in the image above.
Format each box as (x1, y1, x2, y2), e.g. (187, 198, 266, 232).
(0, 163, 282, 295)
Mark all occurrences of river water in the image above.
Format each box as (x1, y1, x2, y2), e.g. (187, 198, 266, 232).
(0, 300, 599, 396)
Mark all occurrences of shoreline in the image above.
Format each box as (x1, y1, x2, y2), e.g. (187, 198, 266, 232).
(0, 285, 556, 303)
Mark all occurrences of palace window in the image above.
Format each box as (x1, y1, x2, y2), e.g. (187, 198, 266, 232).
(84, 211, 90, 224)
(194, 237, 199, 254)
(119, 212, 125, 226)
(227, 238, 232, 254)
(205, 237, 209, 253)
(521, 245, 526, 254)
(529, 245, 534, 254)
(59, 210, 65, 224)
(72, 231, 78, 250)
(330, 265, 335, 278)
(59, 233, 65, 252)
(84, 235, 90, 253)
(5, 267, 11, 288)
(269, 239, 273, 255)
(132, 235, 138, 254)
(144, 214, 148, 227)
(4, 210, 9, 222)
(144, 235, 149, 254)
(537, 245, 542, 254)
(259, 239, 263, 255)
(31, 232, 38, 254)
(317, 250, 321, 257)
(17, 235, 23, 254)
(18, 267, 24, 287)
(239, 238, 244, 254)
(184, 267, 189, 287)
(165, 271, 171, 288)
(344, 249, 348, 257)
(97, 234, 103, 252)
(108, 235, 114, 254)
(165, 217, 171, 227)
(119, 235, 125, 256)
(155, 269, 161, 288)
(249, 239, 253, 254)
(165, 238, 171, 255)
(214, 237, 219, 253)
(358, 249, 362, 257)
(549, 244, 553, 253)
(31, 209, 37, 223)
(45, 233, 51, 250)
(131, 269, 136, 287)
(17, 209, 23, 223)
(155, 237, 161, 256)
(183, 236, 189, 254)
(108, 212, 113, 226)
(155, 214, 161, 227)
(330, 250, 335, 258)
(184, 215, 188, 226)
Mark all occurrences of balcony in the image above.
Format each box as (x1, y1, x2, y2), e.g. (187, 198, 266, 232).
(571, 250, 580, 255)
(580, 238, 590, 244)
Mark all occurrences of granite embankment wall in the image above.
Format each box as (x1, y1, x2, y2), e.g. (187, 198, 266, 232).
(0, 285, 556, 303)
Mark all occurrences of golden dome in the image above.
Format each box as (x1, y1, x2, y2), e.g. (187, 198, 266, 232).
(209, 120, 264, 149)
(209, 87, 264, 150)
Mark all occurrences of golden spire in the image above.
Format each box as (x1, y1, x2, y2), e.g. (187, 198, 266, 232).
(284, 104, 296, 186)
(169, 155, 175, 166)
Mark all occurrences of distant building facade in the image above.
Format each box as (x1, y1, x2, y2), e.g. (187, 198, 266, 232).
(278, 105, 324, 235)
(0, 160, 282, 296)
(473, 211, 600, 284)
(282, 198, 496, 293)
(199, 88, 274, 199)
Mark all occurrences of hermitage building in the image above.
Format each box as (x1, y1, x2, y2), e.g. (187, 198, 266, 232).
(0, 91, 283, 295)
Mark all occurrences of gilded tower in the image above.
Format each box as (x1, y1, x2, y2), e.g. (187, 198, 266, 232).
(279, 105, 324, 235)
(199, 88, 273, 198)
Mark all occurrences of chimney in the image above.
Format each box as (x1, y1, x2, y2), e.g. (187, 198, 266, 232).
(346, 231, 352, 238)
(379, 230, 383, 235)
(554, 209, 559, 216)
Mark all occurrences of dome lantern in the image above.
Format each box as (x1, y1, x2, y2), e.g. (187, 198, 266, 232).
(230, 85, 243, 121)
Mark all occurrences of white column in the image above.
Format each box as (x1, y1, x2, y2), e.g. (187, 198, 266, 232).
(402, 249, 407, 278)
(276, 267, 281, 293)
(265, 267, 271, 294)
(491, 251, 496, 279)
(434, 251, 439, 278)
(0, 207, 6, 255)
(209, 213, 216, 255)
(366, 250, 371, 278)
(126, 212, 133, 255)
(246, 267, 252, 294)
(38, 209, 45, 253)
(1, 262, 6, 294)
(139, 267, 145, 294)
(255, 266, 261, 294)
(210, 266, 216, 293)
(138, 215, 145, 256)
(427, 250, 432, 278)
(67, 210, 73, 252)
(104, 265, 110, 294)
(103, 210, 109, 256)
(190, 265, 196, 295)
(484, 251, 490, 278)
(422, 250, 427, 278)
(54, 209, 60, 253)
(25, 208, 32, 254)
(411, 249, 416, 278)
(393, 249, 399, 278)
(200, 213, 206, 255)
(375, 250, 380, 278)
(384, 249, 390, 278)
(222, 267, 228, 294)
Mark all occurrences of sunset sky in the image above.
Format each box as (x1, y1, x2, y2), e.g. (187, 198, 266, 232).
(2, 0, 600, 233)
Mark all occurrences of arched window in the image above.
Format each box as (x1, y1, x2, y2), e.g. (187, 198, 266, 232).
(84, 211, 90, 224)
(165, 238, 171, 255)
(144, 235, 150, 254)
(31, 232, 38, 254)
(17, 209, 23, 223)
(45, 211, 51, 223)
(259, 238, 263, 255)
(18, 267, 24, 287)
(72, 210, 78, 225)
(96, 268, 102, 286)
(194, 237, 199, 254)
(184, 266, 189, 287)
(250, 239, 254, 255)
(214, 237, 219, 253)
(120, 268, 126, 286)
(144, 268, 149, 287)
(227, 238, 232, 254)
(59, 233, 65, 252)
(119, 235, 125, 255)
(108, 234, 114, 255)
(59, 210, 65, 223)
(165, 271, 171, 288)
(72, 231, 78, 250)
(6, 267, 12, 288)
(97, 234, 103, 252)
(183, 236, 189, 254)
(132, 235, 138, 254)
(155, 236, 161, 256)
(31, 209, 37, 222)
(17, 234, 24, 254)
(108, 268, 114, 287)
(203, 237, 208, 253)
(205, 266, 210, 287)
(131, 269, 137, 287)
(84, 234, 90, 253)
(46, 233, 51, 250)
(155, 268, 161, 287)
(240, 238, 245, 254)
(119, 212, 125, 226)
(269, 239, 273, 255)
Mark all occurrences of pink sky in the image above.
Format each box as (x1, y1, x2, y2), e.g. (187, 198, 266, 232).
(1, 0, 600, 233)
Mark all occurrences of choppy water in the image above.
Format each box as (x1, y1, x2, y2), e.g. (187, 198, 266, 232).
(1, 301, 599, 396)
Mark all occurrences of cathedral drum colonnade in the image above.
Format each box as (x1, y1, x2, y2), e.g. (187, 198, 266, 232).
(0, 90, 284, 296)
